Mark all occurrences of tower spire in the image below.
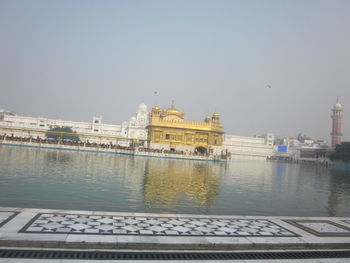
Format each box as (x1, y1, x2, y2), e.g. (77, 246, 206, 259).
(331, 99, 343, 148)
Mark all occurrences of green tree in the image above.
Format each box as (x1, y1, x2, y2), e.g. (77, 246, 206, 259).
(330, 142, 350, 163)
(46, 126, 79, 142)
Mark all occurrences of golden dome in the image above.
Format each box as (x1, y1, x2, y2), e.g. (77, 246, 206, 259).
(212, 112, 220, 122)
(165, 108, 182, 115)
(152, 105, 160, 111)
(163, 102, 184, 120)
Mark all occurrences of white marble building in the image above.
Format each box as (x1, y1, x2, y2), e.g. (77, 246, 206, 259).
(0, 103, 149, 145)
(223, 133, 274, 159)
(1, 104, 274, 158)
(121, 103, 148, 141)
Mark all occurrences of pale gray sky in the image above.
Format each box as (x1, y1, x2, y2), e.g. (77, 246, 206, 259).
(1, 0, 349, 142)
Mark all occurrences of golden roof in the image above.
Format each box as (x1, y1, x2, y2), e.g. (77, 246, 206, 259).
(152, 105, 161, 111)
(163, 102, 184, 120)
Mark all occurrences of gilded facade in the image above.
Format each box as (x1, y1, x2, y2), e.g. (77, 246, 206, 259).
(147, 103, 224, 153)
(144, 159, 220, 211)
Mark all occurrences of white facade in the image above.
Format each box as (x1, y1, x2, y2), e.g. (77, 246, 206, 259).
(0, 104, 149, 145)
(122, 103, 148, 141)
(1, 105, 275, 158)
(223, 134, 274, 159)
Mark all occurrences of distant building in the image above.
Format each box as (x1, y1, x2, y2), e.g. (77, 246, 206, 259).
(274, 137, 329, 161)
(223, 134, 274, 159)
(331, 100, 343, 148)
(122, 103, 149, 141)
(147, 102, 224, 154)
(0, 103, 149, 145)
(1, 103, 276, 159)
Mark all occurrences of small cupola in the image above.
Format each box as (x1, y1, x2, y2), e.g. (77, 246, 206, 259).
(212, 112, 220, 122)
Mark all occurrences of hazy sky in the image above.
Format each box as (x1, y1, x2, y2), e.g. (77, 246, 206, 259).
(1, 0, 349, 142)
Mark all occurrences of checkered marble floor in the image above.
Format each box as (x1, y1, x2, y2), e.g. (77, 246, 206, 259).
(20, 213, 298, 237)
(342, 220, 350, 225)
(0, 208, 350, 251)
(0, 211, 18, 228)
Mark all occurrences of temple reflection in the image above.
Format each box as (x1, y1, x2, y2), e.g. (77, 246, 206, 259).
(143, 159, 223, 212)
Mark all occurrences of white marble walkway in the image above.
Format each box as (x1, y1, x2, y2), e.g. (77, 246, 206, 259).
(0, 207, 349, 251)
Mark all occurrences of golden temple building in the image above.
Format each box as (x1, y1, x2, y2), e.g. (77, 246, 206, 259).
(147, 102, 224, 154)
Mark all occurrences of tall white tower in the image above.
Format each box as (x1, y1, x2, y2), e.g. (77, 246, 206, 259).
(331, 100, 343, 148)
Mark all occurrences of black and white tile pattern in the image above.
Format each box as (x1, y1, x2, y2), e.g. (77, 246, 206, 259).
(284, 220, 350, 237)
(342, 220, 350, 225)
(0, 211, 18, 228)
(20, 213, 298, 237)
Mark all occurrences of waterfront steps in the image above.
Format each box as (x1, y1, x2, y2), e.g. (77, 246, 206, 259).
(0, 207, 350, 251)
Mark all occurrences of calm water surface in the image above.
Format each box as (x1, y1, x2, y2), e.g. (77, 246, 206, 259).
(1, 145, 350, 216)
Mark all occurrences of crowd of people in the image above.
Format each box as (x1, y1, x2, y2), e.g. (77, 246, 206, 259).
(138, 147, 210, 156)
(0, 135, 134, 150)
(0, 134, 210, 157)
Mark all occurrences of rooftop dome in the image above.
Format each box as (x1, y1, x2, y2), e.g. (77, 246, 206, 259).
(212, 112, 220, 122)
(204, 115, 211, 122)
(334, 101, 342, 110)
(165, 108, 182, 115)
(163, 102, 184, 120)
(152, 105, 160, 111)
(138, 103, 147, 111)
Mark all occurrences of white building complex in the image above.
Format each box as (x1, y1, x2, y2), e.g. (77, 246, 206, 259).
(0, 103, 274, 158)
(0, 103, 149, 146)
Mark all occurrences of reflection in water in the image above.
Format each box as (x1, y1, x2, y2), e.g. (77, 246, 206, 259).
(143, 159, 224, 213)
(1, 145, 350, 216)
(328, 169, 350, 216)
(44, 151, 74, 164)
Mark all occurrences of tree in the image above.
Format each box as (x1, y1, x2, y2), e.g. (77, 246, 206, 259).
(46, 126, 79, 142)
(297, 133, 311, 143)
(330, 142, 350, 163)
